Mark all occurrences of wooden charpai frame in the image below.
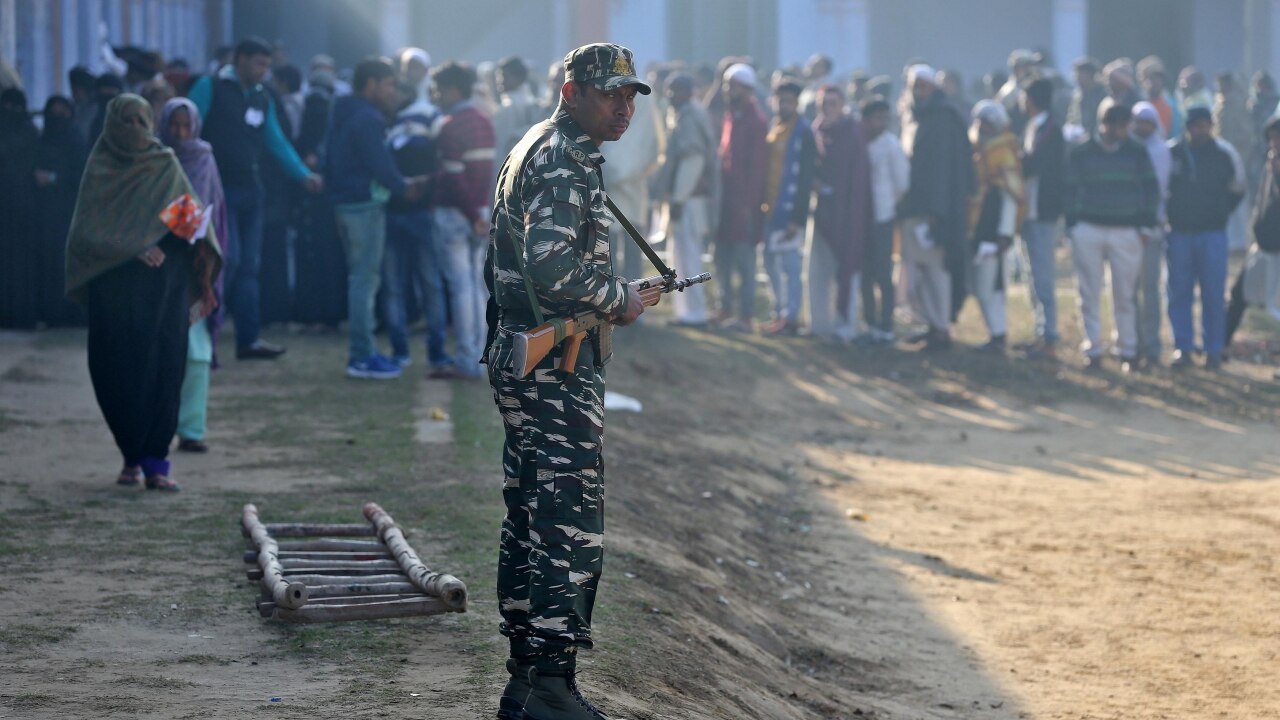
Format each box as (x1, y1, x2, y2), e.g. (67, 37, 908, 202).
(241, 502, 468, 623)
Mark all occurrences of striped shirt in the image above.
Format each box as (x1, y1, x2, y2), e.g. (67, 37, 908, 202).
(1064, 136, 1159, 229)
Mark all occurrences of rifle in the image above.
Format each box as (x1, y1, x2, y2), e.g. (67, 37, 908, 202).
(511, 272, 712, 378)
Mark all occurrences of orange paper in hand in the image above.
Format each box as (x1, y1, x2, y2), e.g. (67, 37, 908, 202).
(159, 193, 205, 241)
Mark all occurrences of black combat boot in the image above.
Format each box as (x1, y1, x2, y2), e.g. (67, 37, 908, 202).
(522, 667, 610, 720)
(497, 659, 534, 720)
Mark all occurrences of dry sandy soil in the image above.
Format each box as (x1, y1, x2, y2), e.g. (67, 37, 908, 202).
(1, 293, 1278, 719)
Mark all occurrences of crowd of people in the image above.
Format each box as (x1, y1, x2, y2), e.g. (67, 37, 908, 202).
(4, 43, 1280, 369)
(3, 39, 1280, 485)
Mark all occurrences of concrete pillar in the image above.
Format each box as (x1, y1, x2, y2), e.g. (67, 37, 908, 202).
(0, 0, 15, 69)
(1052, 0, 1088, 78)
(550, 0, 570, 62)
(777, 0, 869, 74)
(610, 0, 667, 69)
(1272, 0, 1280, 73)
(1190, 0, 1245, 78)
(572, 0, 609, 46)
(78, 0, 103, 73)
(378, 0, 411, 56)
(30, 0, 53, 106)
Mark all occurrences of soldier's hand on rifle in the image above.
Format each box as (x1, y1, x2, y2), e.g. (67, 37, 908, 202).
(612, 286, 645, 326)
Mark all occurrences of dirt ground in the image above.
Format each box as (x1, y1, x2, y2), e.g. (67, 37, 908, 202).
(2, 284, 1279, 719)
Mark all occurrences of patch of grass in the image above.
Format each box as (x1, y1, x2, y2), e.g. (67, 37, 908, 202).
(118, 674, 198, 689)
(8, 692, 59, 709)
(0, 623, 78, 649)
(174, 654, 234, 666)
(450, 381, 505, 469)
(2, 364, 52, 384)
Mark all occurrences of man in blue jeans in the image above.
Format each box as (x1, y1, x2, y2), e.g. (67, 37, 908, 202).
(1018, 78, 1066, 358)
(326, 57, 427, 379)
(1165, 106, 1246, 369)
(188, 37, 323, 360)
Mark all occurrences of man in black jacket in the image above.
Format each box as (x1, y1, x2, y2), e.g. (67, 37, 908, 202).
(189, 37, 323, 360)
(1019, 78, 1066, 356)
(1166, 106, 1245, 369)
(900, 64, 975, 351)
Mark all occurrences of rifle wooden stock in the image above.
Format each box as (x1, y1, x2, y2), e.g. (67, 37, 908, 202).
(510, 273, 709, 378)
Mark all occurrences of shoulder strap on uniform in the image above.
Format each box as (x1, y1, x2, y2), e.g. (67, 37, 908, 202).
(497, 120, 557, 325)
(604, 195, 674, 279)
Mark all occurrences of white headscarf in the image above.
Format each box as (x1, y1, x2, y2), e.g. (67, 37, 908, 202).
(907, 64, 937, 87)
(724, 63, 757, 88)
(972, 99, 1010, 131)
(1131, 101, 1171, 221)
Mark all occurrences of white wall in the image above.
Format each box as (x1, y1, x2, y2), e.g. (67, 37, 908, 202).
(609, 0, 668, 72)
(776, 0, 870, 75)
(1052, 0, 1087, 79)
(5, 0, 216, 108)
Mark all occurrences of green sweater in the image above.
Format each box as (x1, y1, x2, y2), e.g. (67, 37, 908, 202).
(1064, 137, 1159, 229)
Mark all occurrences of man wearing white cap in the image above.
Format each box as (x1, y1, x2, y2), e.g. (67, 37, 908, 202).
(714, 62, 769, 330)
(1130, 101, 1172, 367)
(900, 64, 975, 351)
(382, 48, 448, 371)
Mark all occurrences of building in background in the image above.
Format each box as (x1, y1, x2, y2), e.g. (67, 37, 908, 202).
(2, 0, 233, 106)
(4, 0, 1280, 110)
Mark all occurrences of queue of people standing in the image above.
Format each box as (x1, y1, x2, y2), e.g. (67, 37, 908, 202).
(5, 40, 1280, 493)
(645, 49, 1279, 371)
(6, 42, 1280, 376)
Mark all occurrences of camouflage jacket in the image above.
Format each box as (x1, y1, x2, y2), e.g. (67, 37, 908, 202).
(486, 110, 630, 330)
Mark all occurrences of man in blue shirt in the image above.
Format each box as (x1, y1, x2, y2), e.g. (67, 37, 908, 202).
(188, 37, 323, 360)
(326, 57, 427, 379)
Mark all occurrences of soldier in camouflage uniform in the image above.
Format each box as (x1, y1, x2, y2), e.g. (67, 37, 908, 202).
(484, 44, 649, 720)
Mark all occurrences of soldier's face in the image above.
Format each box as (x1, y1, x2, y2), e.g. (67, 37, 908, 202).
(566, 82, 637, 143)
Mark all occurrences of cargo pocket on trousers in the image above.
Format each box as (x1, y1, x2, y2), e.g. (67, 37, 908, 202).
(534, 426, 601, 520)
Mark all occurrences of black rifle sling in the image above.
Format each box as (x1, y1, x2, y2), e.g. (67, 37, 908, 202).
(603, 195, 674, 279)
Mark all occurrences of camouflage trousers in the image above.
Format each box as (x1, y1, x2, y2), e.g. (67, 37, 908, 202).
(487, 327, 606, 672)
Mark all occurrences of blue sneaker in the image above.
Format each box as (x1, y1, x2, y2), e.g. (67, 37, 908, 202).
(346, 354, 403, 380)
(392, 354, 412, 368)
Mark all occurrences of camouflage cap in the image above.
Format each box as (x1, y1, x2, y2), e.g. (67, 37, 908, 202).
(563, 43, 651, 95)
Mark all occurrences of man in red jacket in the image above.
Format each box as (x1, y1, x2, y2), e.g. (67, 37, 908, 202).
(714, 62, 768, 332)
(430, 61, 497, 379)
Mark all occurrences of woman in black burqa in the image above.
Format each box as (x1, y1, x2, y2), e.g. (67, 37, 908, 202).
(0, 88, 40, 329)
(35, 95, 88, 327)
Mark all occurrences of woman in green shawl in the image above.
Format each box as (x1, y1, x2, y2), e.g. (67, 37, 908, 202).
(66, 94, 222, 491)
